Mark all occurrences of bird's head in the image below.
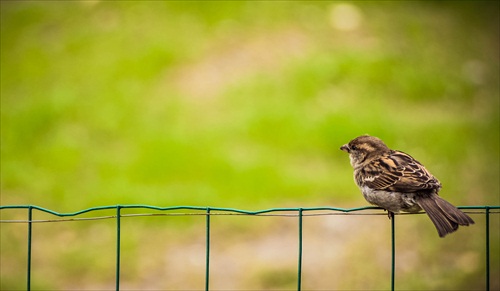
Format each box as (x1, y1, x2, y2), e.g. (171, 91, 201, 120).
(340, 135, 390, 168)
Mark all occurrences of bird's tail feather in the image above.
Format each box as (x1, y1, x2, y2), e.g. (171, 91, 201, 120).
(416, 194, 474, 237)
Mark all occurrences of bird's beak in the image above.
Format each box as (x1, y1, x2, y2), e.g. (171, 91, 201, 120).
(340, 144, 350, 153)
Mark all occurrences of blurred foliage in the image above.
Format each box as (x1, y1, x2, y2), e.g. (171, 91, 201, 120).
(1, 1, 499, 290)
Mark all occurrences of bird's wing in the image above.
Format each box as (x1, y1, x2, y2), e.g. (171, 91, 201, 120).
(358, 150, 441, 192)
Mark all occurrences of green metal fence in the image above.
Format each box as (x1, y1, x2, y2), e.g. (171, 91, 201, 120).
(0, 204, 498, 291)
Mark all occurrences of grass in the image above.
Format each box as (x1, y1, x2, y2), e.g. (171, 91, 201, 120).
(1, 1, 499, 290)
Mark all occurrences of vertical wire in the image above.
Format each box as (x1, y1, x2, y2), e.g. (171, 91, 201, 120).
(205, 207, 211, 291)
(391, 214, 395, 291)
(486, 207, 490, 291)
(27, 206, 33, 291)
(297, 208, 303, 291)
(116, 206, 121, 291)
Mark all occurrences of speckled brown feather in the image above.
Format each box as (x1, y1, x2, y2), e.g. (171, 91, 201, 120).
(356, 150, 442, 192)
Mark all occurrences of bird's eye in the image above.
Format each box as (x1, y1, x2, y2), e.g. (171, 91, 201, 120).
(351, 145, 357, 150)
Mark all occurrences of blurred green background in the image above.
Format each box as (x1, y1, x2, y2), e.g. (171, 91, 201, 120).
(1, 1, 499, 290)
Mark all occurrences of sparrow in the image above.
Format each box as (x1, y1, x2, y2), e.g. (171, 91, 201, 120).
(340, 135, 474, 237)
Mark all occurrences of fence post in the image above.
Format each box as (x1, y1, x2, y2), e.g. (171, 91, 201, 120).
(391, 214, 395, 291)
(116, 205, 121, 291)
(205, 207, 211, 291)
(486, 206, 490, 291)
(297, 208, 303, 291)
(27, 206, 33, 291)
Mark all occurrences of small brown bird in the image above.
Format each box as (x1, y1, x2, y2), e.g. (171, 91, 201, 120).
(340, 135, 474, 237)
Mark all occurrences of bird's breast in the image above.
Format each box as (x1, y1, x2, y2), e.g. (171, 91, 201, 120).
(359, 186, 421, 213)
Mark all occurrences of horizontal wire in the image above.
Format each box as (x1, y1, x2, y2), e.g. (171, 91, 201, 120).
(0, 210, 497, 224)
(2, 204, 498, 216)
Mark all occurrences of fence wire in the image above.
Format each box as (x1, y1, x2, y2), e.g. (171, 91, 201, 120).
(0, 204, 498, 291)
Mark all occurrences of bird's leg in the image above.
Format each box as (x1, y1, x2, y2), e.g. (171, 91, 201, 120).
(387, 211, 394, 220)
